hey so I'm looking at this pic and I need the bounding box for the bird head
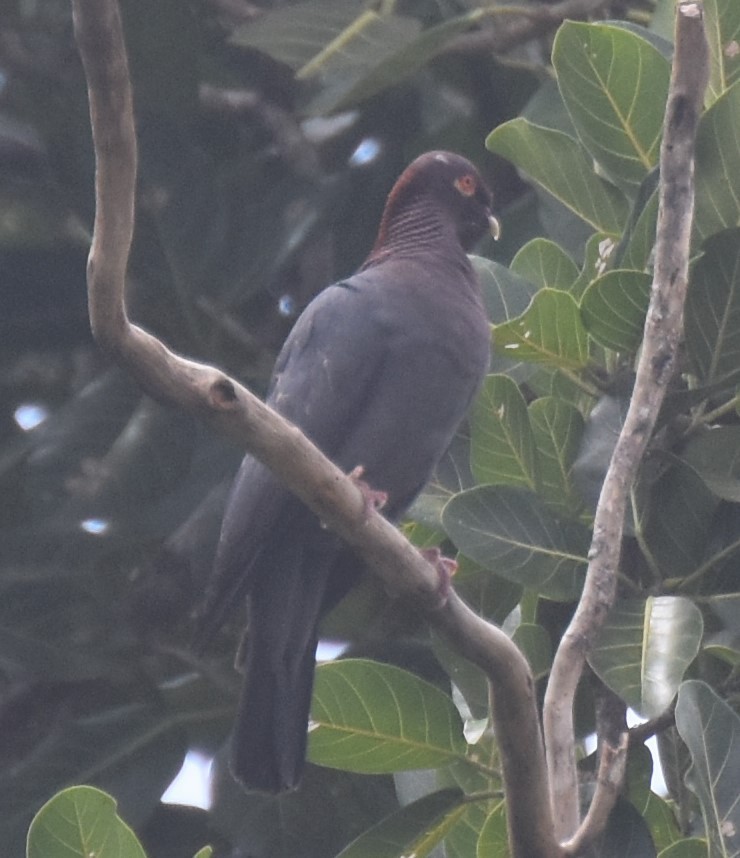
[376,151,500,254]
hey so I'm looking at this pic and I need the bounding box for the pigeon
[197,150,498,793]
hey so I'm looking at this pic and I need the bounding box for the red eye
[454,174,477,197]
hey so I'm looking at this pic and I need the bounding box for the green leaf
[193,848,214,858]
[307,13,476,114]
[309,660,465,773]
[694,84,740,241]
[589,597,703,718]
[492,288,590,370]
[553,22,669,193]
[528,396,585,517]
[230,0,369,70]
[470,375,539,490]
[620,183,659,271]
[643,459,719,579]
[510,238,578,291]
[511,623,552,679]
[705,594,740,665]
[675,681,740,858]
[471,256,539,380]
[657,840,710,858]
[442,486,589,600]
[685,229,740,387]
[335,789,467,858]
[486,119,629,234]
[570,232,616,300]
[704,0,740,105]
[580,270,652,353]
[476,802,509,858]
[27,785,146,858]
[681,426,740,501]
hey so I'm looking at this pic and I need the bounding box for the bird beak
[488,213,501,241]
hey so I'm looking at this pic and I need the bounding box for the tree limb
[542,1,709,841]
[71,1,559,855]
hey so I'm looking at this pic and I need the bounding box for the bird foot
[348,466,388,514]
[419,547,457,608]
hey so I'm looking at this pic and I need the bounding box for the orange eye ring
[454,174,477,197]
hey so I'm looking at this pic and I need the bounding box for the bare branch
[542,1,709,841]
[71,1,559,855]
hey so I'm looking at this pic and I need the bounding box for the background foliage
[3,0,740,856]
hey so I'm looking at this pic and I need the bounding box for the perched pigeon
[198,151,498,793]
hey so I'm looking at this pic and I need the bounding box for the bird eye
[454,174,477,197]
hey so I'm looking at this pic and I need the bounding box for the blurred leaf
[592,795,657,858]
[694,84,740,241]
[686,229,740,388]
[309,660,465,773]
[210,757,398,858]
[476,802,509,858]
[553,22,669,194]
[307,14,477,115]
[589,597,703,718]
[486,119,629,234]
[528,396,585,517]
[704,594,740,664]
[1,682,188,846]
[27,785,146,858]
[443,485,589,600]
[470,374,538,490]
[492,288,590,370]
[675,681,740,858]
[335,788,466,858]
[580,270,652,353]
[657,840,710,858]
[704,0,740,105]
[231,0,369,69]
[619,183,659,272]
[231,1,476,115]
[572,393,629,514]
[509,239,578,291]
[681,426,740,502]
[511,623,551,679]
[643,458,719,580]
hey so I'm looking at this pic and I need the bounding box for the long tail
[229,515,338,793]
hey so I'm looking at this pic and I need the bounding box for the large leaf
[509,238,578,291]
[231,1,477,115]
[681,426,740,501]
[486,119,629,234]
[27,785,146,858]
[471,256,539,380]
[675,681,740,858]
[335,789,466,858]
[309,660,465,773]
[580,270,652,353]
[704,0,740,105]
[694,84,740,241]
[643,459,720,580]
[589,597,703,718]
[685,228,740,387]
[442,485,589,600]
[492,288,590,370]
[470,374,539,490]
[553,22,669,193]
[527,396,585,517]
[704,594,740,665]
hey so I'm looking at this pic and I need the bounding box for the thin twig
[542,1,709,841]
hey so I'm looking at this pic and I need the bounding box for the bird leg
[418,546,457,607]
[348,465,388,514]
